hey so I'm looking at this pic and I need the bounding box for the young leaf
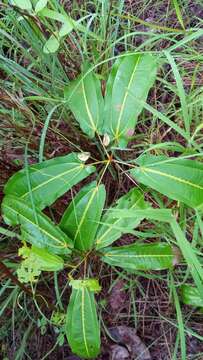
[2,196,73,255]
[180,285,203,307]
[60,181,106,251]
[66,284,100,358]
[64,64,104,138]
[4,153,95,210]
[43,34,60,54]
[17,245,64,283]
[103,54,157,147]
[101,242,175,271]
[95,188,147,250]
[130,155,203,208]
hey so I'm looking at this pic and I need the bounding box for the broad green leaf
[101,242,175,271]
[103,54,157,147]
[35,0,48,13]
[11,0,32,10]
[180,285,203,307]
[17,245,64,283]
[60,181,106,251]
[66,286,100,358]
[64,64,104,138]
[2,196,73,255]
[43,34,60,54]
[95,188,147,250]
[130,155,203,208]
[4,153,95,210]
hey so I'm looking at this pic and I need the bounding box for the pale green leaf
[2,196,73,255]
[35,0,48,13]
[17,245,64,283]
[70,279,101,292]
[4,153,95,210]
[130,155,203,208]
[66,287,100,358]
[101,242,175,271]
[103,54,157,147]
[60,181,106,251]
[43,34,60,54]
[11,0,32,10]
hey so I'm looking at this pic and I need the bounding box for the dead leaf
[109,280,127,312]
[109,326,151,360]
[110,345,129,360]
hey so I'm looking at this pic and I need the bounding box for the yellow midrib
[4,204,67,248]
[141,166,203,191]
[81,287,90,357]
[96,194,143,246]
[115,55,141,139]
[21,165,83,199]
[82,80,97,132]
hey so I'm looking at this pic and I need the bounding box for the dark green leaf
[60,181,106,251]
[64,64,104,138]
[2,196,73,255]
[95,188,147,249]
[4,153,95,210]
[66,284,100,358]
[103,54,157,147]
[180,285,203,307]
[101,242,175,271]
[130,155,203,208]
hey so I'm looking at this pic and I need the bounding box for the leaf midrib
[4,204,67,248]
[140,166,203,191]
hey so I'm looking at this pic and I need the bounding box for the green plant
[1,52,203,358]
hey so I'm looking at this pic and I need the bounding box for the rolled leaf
[180,285,203,307]
[66,281,100,358]
[103,54,157,147]
[2,196,73,255]
[101,242,175,271]
[4,153,95,210]
[64,64,104,138]
[60,181,106,251]
[130,155,203,208]
[95,188,147,249]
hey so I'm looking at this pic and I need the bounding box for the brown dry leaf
[110,344,129,360]
[109,326,151,360]
[109,280,127,312]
